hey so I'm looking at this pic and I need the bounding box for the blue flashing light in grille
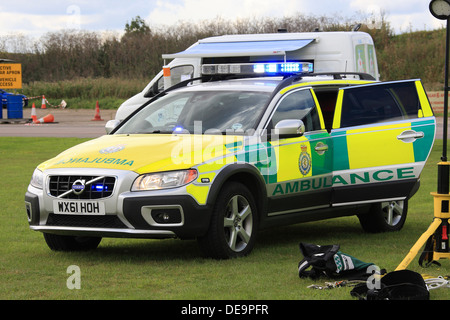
[92,184,108,192]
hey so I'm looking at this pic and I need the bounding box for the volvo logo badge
[72,179,86,195]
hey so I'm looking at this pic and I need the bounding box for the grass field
[20,77,148,110]
[1,136,449,301]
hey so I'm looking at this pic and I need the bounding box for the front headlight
[30,168,44,189]
[131,169,198,191]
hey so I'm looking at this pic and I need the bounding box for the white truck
[114,31,379,122]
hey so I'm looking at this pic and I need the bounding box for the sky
[0,0,446,39]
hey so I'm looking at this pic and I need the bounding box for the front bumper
[25,168,213,240]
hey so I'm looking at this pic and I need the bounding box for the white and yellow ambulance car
[25,62,435,259]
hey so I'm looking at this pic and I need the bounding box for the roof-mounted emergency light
[201,62,314,76]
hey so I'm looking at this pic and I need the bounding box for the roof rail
[305,72,376,80]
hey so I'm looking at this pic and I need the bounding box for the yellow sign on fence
[0,63,22,89]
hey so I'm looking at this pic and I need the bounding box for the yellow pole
[395,218,442,271]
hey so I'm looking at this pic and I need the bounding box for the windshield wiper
[151,130,178,134]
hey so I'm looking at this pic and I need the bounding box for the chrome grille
[49,175,116,199]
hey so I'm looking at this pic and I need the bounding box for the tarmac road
[0,108,116,138]
[0,107,449,139]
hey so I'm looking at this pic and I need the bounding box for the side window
[270,89,321,132]
[340,81,421,128]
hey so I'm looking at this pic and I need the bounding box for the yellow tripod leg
[395,218,442,271]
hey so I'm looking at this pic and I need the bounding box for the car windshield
[115,90,271,135]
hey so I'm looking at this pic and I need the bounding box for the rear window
[340,81,421,128]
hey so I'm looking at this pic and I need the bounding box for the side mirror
[274,119,305,137]
[105,119,121,134]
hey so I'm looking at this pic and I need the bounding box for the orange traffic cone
[34,114,54,124]
[41,95,47,109]
[91,100,103,121]
[30,103,37,123]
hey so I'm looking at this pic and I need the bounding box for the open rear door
[330,80,436,206]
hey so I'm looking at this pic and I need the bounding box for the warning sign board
[427,91,450,113]
[0,63,22,89]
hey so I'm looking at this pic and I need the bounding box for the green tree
[124,16,151,36]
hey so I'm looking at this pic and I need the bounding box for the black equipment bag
[298,242,375,280]
[350,269,429,300]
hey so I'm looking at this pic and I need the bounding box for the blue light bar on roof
[201,62,314,76]
[254,62,313,74]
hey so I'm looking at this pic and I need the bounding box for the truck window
[340,81,421,128]
[155,65,194,93]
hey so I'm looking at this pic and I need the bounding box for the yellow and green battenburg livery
[25,74,437,260]
[39,79,435,210]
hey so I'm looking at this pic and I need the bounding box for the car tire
[197,182,259,259]
[43,233,102,251]
[358,200,408,233]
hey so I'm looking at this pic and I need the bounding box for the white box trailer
[114,31,379,121]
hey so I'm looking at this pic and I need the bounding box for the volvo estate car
[25,63,436,259]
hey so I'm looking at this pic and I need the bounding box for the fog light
[151,209,182,224]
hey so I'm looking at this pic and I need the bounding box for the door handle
[397,130,424,143]
[314,143,328,155]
